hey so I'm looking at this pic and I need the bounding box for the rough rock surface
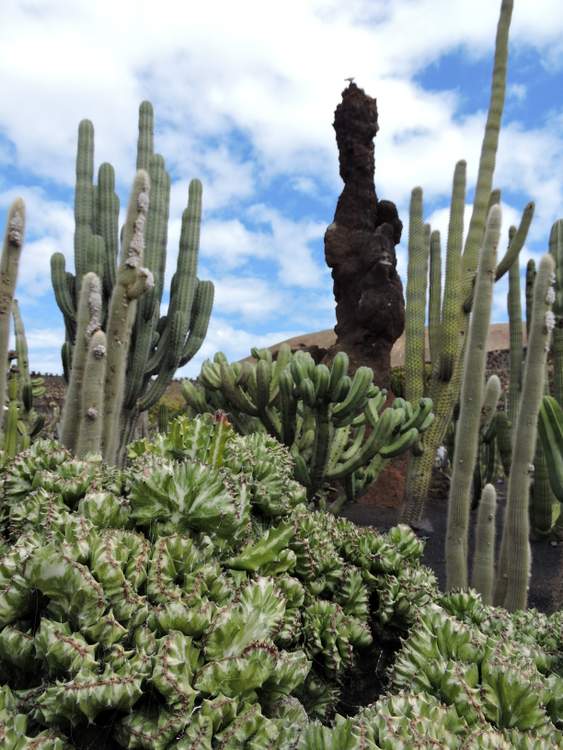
[323,82,404,387]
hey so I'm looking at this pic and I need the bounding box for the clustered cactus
[51,102,213,464]
[184,346,434,505]
[0,415,561,747]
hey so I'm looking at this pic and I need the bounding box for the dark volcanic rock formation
[324,82,404,387]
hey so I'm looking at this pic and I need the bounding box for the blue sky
[1,0,562,377]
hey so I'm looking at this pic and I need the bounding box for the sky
[0,0,562,377]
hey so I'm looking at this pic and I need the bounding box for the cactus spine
[0,199,25,433]
[445,205,501,591]
[471,483,497,605]
[495,254,555,611]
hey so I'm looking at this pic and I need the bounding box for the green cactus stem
[0,199,25,434]
[428,230,442,365]
[538,395,563,503]
[76,329,107,458]
[507,247,523,429]
[471,483,497,605]
[59,272,103,453]
[446,204,501,591]
[404,188,429,405]
[495,254,555,611]
[103,170,152,464]
[549,219,563,405]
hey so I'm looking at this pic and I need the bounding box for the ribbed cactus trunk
[445,205,501,591]
[0,199,25,434]
[495,254,556,611]
[471,483,497,605]
[550,220,563,406]
[59,273,102,453]
[103,171,152,464]
[507,252,523,428]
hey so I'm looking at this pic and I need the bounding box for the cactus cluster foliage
[0,416,562,747]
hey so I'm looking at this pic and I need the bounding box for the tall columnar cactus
[445,205,501,591]
[102,171,153,464]
[549,219,563,405]
[471,483,497,605]
[401,0,524,525]
[507,248,523,428]
[427,230,442,365]
[495,254,556,611]
[51,101,214,461]
[404,188,429,405]
[0,199,25,433]
[59,272,103,453]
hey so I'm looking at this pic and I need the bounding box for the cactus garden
[1,0,563,746]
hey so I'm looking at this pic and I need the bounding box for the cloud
[177,318,305,379]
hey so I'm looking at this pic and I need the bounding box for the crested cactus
[51,101,214,462]
[0,199,25,434]
[495,254,556,611]
[446,205,501,591]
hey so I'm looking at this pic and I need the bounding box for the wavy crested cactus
[446,205,501,591]
[51,102,214,463]
[184,346,433,505]
[0,414,441,746]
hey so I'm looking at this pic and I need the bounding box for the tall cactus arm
[404,188,429,404]
[136,100,154,171]
[11,299,30,394]
[179,280,214,366]
[428,230,442,365]
[461,0,512,296]
[495,254,555,612]
[103,170,153,465]
[73,119,96,292]
[525,259,536,338]
[59,272,103,453]
[50,253,76,341]
[538,396,563,503]
[446,204,501,592]
[0,198,25,433]
[495,201,534,282]
[471,483,497,605]
[437,160,466,383]
[95,162,119,300]
[76,329,107,458]
[507,249,523,429]
[125,152,171,411]
[549,219,563,405]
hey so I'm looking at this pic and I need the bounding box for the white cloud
[177,318,304,379]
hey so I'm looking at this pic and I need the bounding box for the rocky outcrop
[324,82,404,387]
